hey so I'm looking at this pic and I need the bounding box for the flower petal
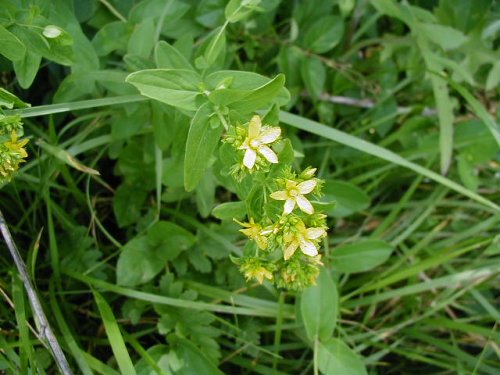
[259,127,281,144]
[296,195,314,214]
[297,179,317,194]
[270,190,288,200]
[306,227,326,240]
[243,148,257,169]
[299,238,318,257]
[258,145,278,163]
[284,241,299,260]
[283,199,295,214]
[248,115,261,138]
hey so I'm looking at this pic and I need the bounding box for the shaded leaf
[333,240,394,274]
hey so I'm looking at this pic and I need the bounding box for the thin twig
[0,210,74,375]
[313,92,438,117]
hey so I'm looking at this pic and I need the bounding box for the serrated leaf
[300,269,338,342]
[184,103,222,191]
[333,240,394,273]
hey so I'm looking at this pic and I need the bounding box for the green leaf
[93,291,137,375]
[279,111,500,212]
[333,240,394,274]
[0,88,29,109]
[457,154,479,192]
[300,269,338,342]
[322,180,370,218]
[116,237,165,287]
[155,41,194,70]
[204,26,226,66]
[0,24,26,61]
[37,140,100,175]
[184,103,222,191]
[196,170,216,218]
[301,56,325,100]
[147,221,196,261]
[225,0,261,23]
[419,23,467,50]
[92,21,132,56]
[10,24,74,65]
[128,18,155,58]
[318,338,367,375]
[303,16,344,54]
[230,74,290,112]
[13,51,42,89]
[126,69,202,111]
[212,201,246,221]
[170,337,224,375]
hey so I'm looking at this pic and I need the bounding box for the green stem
[5,95,147,118]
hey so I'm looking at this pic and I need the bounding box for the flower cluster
[0,115,28,183]
[224,115,329,291]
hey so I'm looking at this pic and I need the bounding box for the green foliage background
[0,0,499,374]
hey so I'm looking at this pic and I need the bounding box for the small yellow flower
[239,115,281,170]
[243,265,273,284]
[5,131,28,158]
[235,218,270,250]
[283,221,326,260]
[270,179,317,215]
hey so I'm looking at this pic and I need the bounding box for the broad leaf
[303,16,344,53]
[184,103,222,191]
[0,25,26,61]
[126,69,202,111]
[322,180,370,217]
[333,240,394,274]
[318,338,367,375]
[212,201,246,221]
[116,237,166,287]
[300,269,338,342]
[155,41,194,70]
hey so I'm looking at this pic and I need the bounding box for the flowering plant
[222,115,330,290]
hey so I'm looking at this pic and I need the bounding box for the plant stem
[0,210,74,375]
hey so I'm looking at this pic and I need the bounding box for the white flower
[239,115,281,170]
[270,179,317,215]
[283,221,326,260]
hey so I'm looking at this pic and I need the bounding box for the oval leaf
[303,16,344,53]
[126,69,201,111]
[184,103,223,191]
[333,240,393,274]
[300,269,338,342]
[322,180,370,218]
[318,338,367,375]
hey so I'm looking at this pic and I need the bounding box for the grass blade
[93,290,137,375]
[279,111,500,212]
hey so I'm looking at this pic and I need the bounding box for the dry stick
[0,210,74,375]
